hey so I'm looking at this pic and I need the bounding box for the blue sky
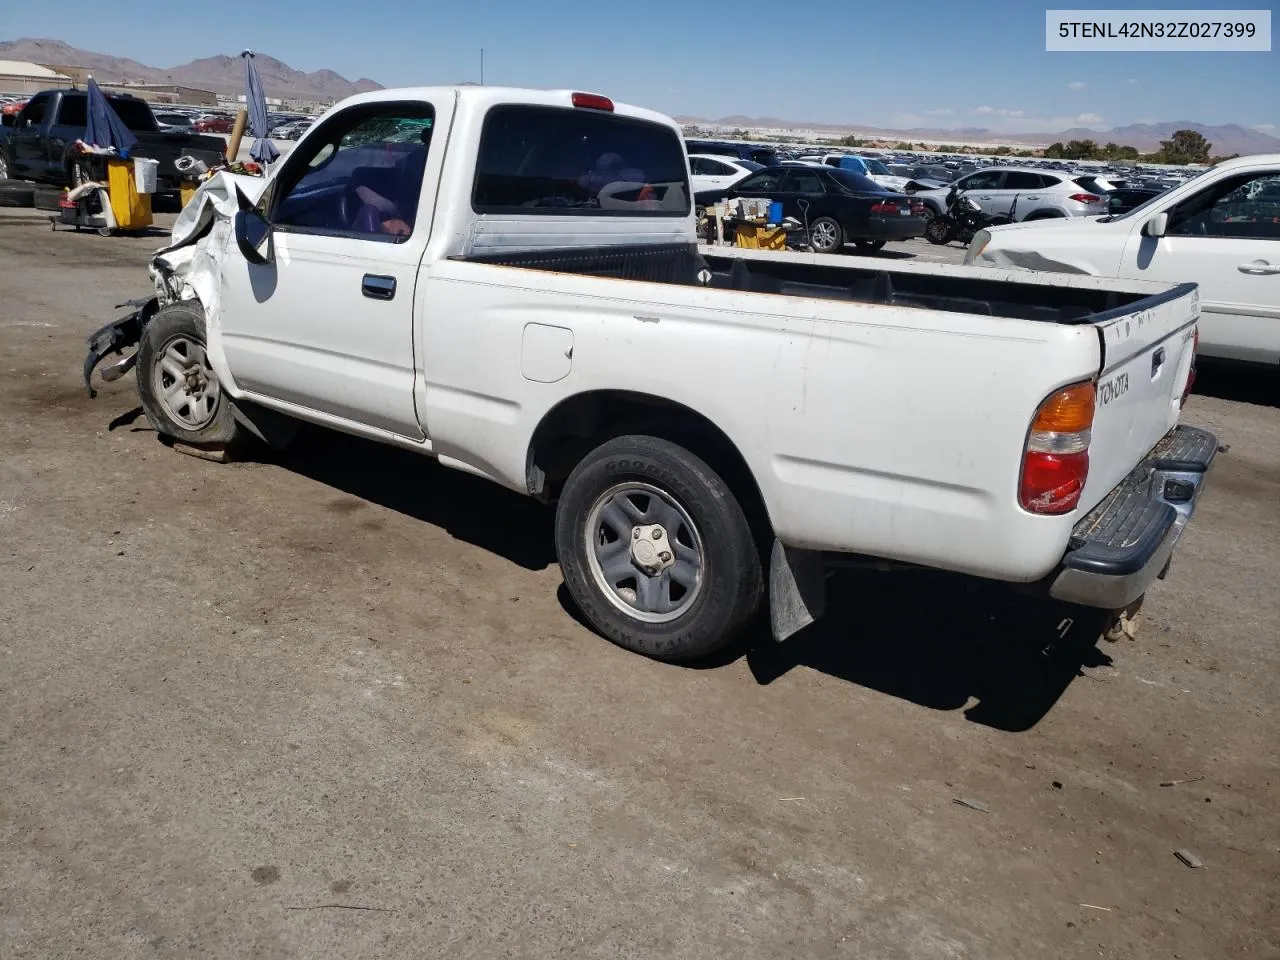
[3,0,1276,133]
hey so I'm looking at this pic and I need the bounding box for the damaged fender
[82,171,270,399]
[83,297,156,398]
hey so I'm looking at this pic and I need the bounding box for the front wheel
[555,435,763,662]
[808,216,844,254]
[136,302,243,446]
[925,217,955,245]
[853,239,886,253]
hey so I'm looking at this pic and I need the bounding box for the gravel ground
[1,208,1277,959]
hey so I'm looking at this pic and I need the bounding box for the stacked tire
[33,187,65,212]
[0,181,35,208]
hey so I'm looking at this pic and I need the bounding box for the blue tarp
[83,76,137,158]
[242,51,280,165]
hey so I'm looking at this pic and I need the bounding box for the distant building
[114,83,218,107]
[0,59,71,95]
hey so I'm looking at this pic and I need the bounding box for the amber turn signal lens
[1031,382,1096,434]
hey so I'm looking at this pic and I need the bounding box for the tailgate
[1080,282,1200,513]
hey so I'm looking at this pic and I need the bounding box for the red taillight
[1069,193,1101,204]
[1019,381,1096,515]
[870,201,899,214]
[571,92,614,111]
[1181,327,1199,407]
[909,200,925,216]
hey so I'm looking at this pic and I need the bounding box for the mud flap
[769,541,827,642]
[83,297,155,398]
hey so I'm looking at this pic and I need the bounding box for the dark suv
[684,139,780,167]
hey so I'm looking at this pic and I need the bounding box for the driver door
[1118,165,1280,364]
[954,170,1007,214]
[217,98,453,437]
[9,93,51,179]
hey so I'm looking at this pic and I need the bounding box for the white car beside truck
[84,85,1219,662]
[967,154,1280,366]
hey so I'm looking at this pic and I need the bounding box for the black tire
[555,435,764,663]
[853,239,885,253]
[33,187,64,211]
[136,302,243,446]
[808,215,844,254]
[925,217,954,245]
[0,181,35,208]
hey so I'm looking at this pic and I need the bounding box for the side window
[1169,171,1280,240]
[708,160,737,176]
[688,158,709,176]
[1003,171,1043,190]
[56,94,87,127]
[20,93,50,127]
[734,170,784,192]
[958,171,1003,191]
[784,170,825,194]
[473,105,689,215]
[272,103,435,241]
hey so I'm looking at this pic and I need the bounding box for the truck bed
[457,242,1187,325]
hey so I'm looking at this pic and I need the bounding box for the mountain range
[678,114,1280,156]
[3,38,1276,154]
[0,38,383,101]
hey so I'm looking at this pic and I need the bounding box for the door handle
[1237,261,1280,275]
[362,274,396,300]
[1151,347,1165,378]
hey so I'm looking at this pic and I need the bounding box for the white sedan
[688,154,762,194]
[967,154,1280,365]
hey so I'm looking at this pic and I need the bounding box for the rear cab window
[55,94,156,131]
[473,105,690,216]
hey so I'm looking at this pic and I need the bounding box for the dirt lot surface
[2,209,1278,959]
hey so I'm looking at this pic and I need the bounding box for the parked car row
[694,166,928,252]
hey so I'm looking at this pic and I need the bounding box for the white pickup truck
[84,86,1219,662]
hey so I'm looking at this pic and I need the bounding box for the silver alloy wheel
[584,482,704,624]
[0,154,8,179]
[811,218,839,252]
[152,335,220,430]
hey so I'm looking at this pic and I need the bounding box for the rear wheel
[809,216,844,254]
[137,302,243,446]
[853,239,885,253]
[555,435,763,662]
[0,150,10,181]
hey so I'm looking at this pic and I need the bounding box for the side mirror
[233,185,273,265]
[234,209,273,265]
[1143,212,1168,238]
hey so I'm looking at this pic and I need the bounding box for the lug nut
[633,529,640,539]
[652,529,663,540]
[659,551,672,562]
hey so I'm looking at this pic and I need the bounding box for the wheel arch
[526,389,774,543]
[1023,208,1067,221]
